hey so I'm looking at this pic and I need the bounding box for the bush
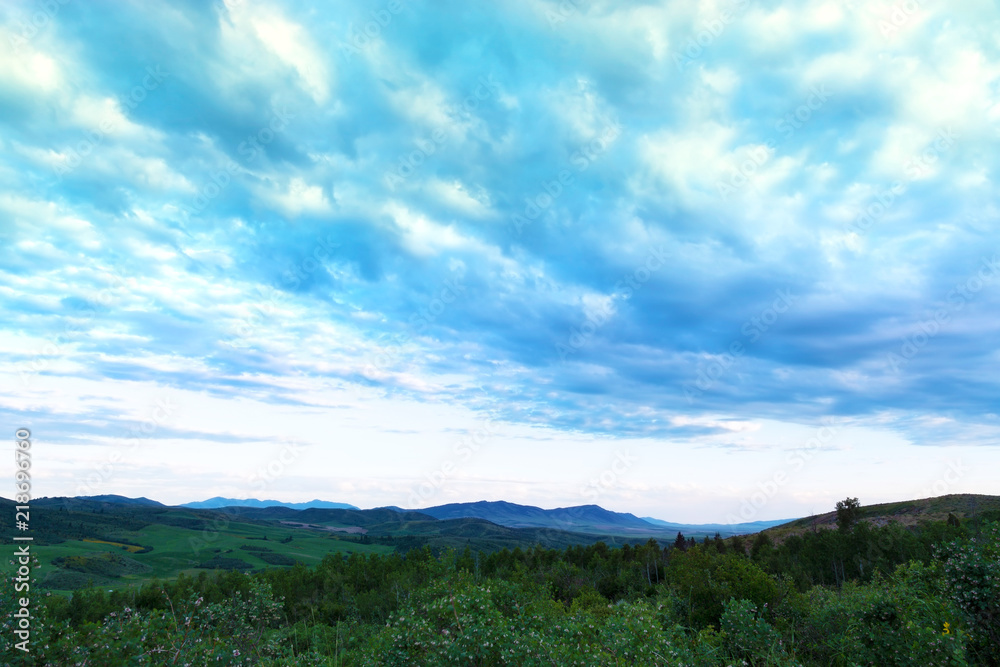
[720,598,799,666]
[793,569,969,667]
[666,547,786,629]
[938,523,1000,665]
[358,575,696,666]
[198,556,253,571]
[256,552,299,566]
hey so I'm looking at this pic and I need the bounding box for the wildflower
[943,621,951,635]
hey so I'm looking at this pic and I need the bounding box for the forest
[2,503,998,666]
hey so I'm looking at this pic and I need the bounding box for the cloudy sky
[1,0,998,523]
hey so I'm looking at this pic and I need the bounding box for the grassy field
[4,514,392,594]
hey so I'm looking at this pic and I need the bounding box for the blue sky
[1,0,998,522]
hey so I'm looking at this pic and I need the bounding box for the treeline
[2,516,997,665]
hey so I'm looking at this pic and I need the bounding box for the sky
[1,0,998,524]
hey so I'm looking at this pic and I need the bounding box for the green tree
[836,497,861,532]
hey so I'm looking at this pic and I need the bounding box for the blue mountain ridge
[76,496,796,536]
[180,497,359,511]
[386,500,796,536]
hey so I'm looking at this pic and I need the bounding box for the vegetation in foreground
[2,501,998,666]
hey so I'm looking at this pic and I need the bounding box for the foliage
[719,598,800,666]
[52,551,151,578]
[793,564,970,666]
[198,556,254,570]
[1,515,996,665]
[938,523,1000,665]
[836,497,861,532]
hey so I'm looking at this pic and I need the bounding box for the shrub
[938,523,1000,665]
[793,570,969,667]
[720,598,799,666]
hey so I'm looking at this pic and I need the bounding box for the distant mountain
[180,497,359,511]
[417,500,652,531]
[402,500,781,537]
[641,516,797,535]
[70,495,165,507]
[57,495,795,537]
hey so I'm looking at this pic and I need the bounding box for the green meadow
[4,509,392,594]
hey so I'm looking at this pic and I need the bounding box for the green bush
[720,598,799,666]
[358,575,697,666]
[667,546,786,629]
[256,552,299,566]
[794,570,969,666]
[939,523,1000,665]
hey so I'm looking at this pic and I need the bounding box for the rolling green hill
[0,497,395,592]
[0,496,683,592]
[764,493,1000,541]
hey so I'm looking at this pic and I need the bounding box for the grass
[3,517,392,594]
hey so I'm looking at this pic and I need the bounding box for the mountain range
[180,497,360,511]
[178,497,791,537]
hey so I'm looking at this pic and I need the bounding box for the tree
[750,532,773,561]
[674,532,687,551]
[836,497,861,532]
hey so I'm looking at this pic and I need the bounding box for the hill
[0,496,672,592]
[764,493,1000,541]
[400,500,790,537]
[72,495,165,507]
[180,497,359,510]
[417,500,651,529]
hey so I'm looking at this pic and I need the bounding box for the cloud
[1,0,999,515]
